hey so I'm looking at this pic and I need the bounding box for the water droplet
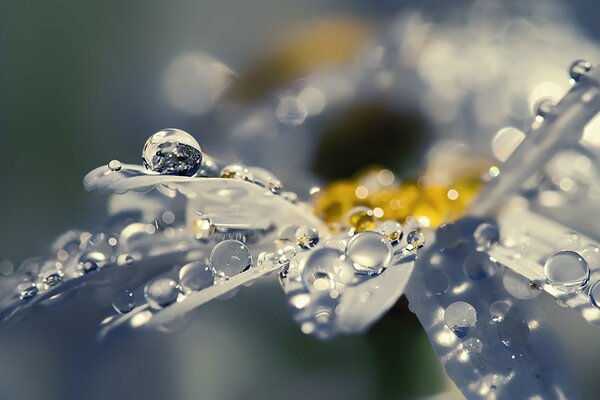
[378,220,403,245]
[589,281,600,308]
[462,338,483,355]
[498,316,529,347]
[425,270,449,295]
[436,223,461,249]
[581,244,600,268]
[502,269,540,299]
[345,231,393,275]
[248,167,282,194]
[219,164,253,181]
[569,59,593,82]
[18,282,38,300]
[77,251,106,274]
[108,160,122,171]
[544,250,589,293]
[348,207,376,232]
[474,223,500,249]
[144,277,179,310]
[142,128,202,176]
[444,301,477,338]
[463,251,497,280]
[533,98,555,120]
[299,247,353,292]
[407,229,426,249]
[295,226,320,249]
[276,225,299,247]
[489,301,511,322]
[112,289,135,314]
[42,271,64,287]
[179,261,214,293]
[209,240,252,276]
[276,96,307,126]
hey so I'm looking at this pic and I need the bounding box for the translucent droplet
[345,231,393,275]
[248,167,283,194]
[474,223,500,249]
[463,251,497,280]
[348,207,376,232]
[144,277,179,310]
[444,301,477,338]
[77,251,107,274]
[436,223,461,249]
[295,226,320,249]
[209,240,252,276]
[108,160,122,172]
[589,281,600,308]
[299,248,353,292]
[112,289,135,314]
[502,269,540,299]
[276,225,299,247]
[407,229,426,249]
[179,261,214,293]
[142,128,202,176]
[544,250,590,293]
[489,301,511,322]
[18,282,38,300]
[219,164,253,181]
[378,220,404,245]
[569,59,593,82]
[276,96,307,126]
[425,270,449,295]
[533,98,555,119]
[42,271,64,287]
[498,316,529,347]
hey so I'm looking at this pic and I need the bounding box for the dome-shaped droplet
[346,231,393,275]
[436,223,461,249]
[489,301,511,322]
[407,229,426,249]
[474,223,500,249]
[463,251,497,280]
[77,251,107,274]
[144,277,179,310]
[497,316,529,347]
[42,270,64,287]
[378,220,403,246]
[179,261,214,293]
[142,128,202,176]
[209,240,252,276]
[112,289,135,314]
[444,301,477,338]
[589,280,600,309]
[295,226,320,249]
[248,167,282,194]
[544,250,590,293]
[533,98,555,120]
[17,282,38,300]
[108,160,122,172]
[425,270,449,295]
[299,247,354,292]
[276,96,307,126]
[502,269,541,299]
[347,207,376,232]
[569,59,593,82]
[219,164,253,181]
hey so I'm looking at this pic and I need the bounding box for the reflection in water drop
[219,164,253,181]
[179,261,215,293]
[144,277,179,310]
[589,281,600,309]
[108,160,122,172]
[345,231,393,275]
[569,59,593,82]
[444,301,477,338]
[544,250,589,293]
[209,240,252,277]
[113,289,135,314]
[295,226,320,249]
[142,129,202,176]
[18,282,38,300]
[407,229,426,249]
[299,248,353,292]
[378,220,404,246]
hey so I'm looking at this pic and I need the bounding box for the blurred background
[2,0,600,399]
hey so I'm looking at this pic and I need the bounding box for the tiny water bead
[377,220,403,245]
[178,261,214,293]
[497,316,530,347]
[144,277,179,310]
[108,160,122,172]
[407,229,426,249]
[248,167,283,194]
[219,164,253,181]
[345,231,393,275]
[77,251,107,274]
[209,240,252,276]
[569,59,593,82]
[436,223,461,249]
[533,98,555,120]
[474,223,500,249]
[42,271,64,287]
[589,281,600,308]
[295,226,320,249]
[112,289,135,314]
[444,301,477,338]
[347,207,376,232]
[425,270,449,295]
[299,247,353,292]
[142,128,202,176]
[18,282,38,300]
[544,250,590,293]
[489,301,511,322]
[463,251,497,280]
[276,96,308,126]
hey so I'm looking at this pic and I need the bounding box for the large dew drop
[144,277,179,310]
[142,128,202,176]
[209,240,252,277]
[444,301,477,338]
[345,231,393,275]
[543,250,590,293]
[179,261,215,293]
[299,247,353,292]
